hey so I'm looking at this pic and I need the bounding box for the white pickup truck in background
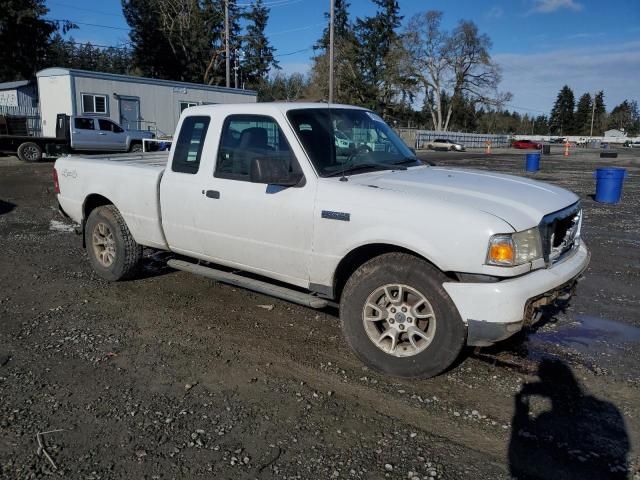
[54,103,590,378]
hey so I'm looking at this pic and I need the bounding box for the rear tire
[85,205,142,281]
[17,142,43,162]
[340,253,466,379]
[130,143,143,153]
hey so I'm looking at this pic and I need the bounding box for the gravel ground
[1,147,639,479]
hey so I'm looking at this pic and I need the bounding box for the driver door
[195,114,315,286]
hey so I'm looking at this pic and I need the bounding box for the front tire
[85,205,142,281]
[340,253,466,379]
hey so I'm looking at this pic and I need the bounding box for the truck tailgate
[56,152,169,249]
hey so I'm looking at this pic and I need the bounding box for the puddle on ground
[533,315,640,350]
[524,315,640,378]
[475,315,640,379]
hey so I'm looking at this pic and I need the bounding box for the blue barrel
[525,152,540,172]
[594,167,626,203]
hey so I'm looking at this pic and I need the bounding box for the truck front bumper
[443,242,590,347]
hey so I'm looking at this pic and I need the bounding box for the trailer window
[172,116,210,174]
[82,94,108,114]
[179,101,198,113]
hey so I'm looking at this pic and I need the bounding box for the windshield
[287,108,419,177]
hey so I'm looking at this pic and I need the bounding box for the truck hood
[350,166,579,231]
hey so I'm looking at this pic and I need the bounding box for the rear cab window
[172,116,210,174]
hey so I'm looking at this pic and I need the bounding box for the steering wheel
[345,144,372,165]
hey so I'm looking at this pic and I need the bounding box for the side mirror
[249,157,303,187]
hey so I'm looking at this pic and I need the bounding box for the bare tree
[403,11,450,130]
[404,11,511,131]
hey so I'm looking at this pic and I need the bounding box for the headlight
[486,227,542,266]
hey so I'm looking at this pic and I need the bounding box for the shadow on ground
[508,358,629,479]
[0,200,16,215]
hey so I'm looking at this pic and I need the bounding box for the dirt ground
[1,147,639,479]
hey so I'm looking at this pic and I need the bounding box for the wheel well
[83,194,113,222]
[332,243,455,302]
[82,194,113,247]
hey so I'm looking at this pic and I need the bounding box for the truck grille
[539,203,582,266]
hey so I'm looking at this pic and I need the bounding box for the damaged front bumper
[443,242,590,347]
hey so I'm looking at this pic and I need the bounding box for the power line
[46,18,129,30]
[47,1,123,17]
[237,0,304,7]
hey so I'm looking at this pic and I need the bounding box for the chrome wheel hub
[362,283,436,357]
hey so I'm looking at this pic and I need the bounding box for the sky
[44,0,640,115]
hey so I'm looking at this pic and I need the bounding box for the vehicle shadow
[0,200,16,215]
[508,358,629,479]
[137,251,176,280]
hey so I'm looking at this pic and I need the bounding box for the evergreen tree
[308,0,361,104]
[122,0,185,80]
[592,90,606,135]
[533,115,549,135]
[353,0,407,115]
[123,0,235,85]
[0,0,73,81]
[608,100,640,134]
[241,0,278,90]
[549,85,575,135]
[48,36,133,74]
[574,93,593,135]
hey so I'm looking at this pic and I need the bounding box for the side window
[215,114,297,181]
[98,119,123,132]
[172,116,210,174]
[74,118,95,130]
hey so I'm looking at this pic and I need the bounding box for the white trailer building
[36,67,257,137]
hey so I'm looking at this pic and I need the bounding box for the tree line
[0,0,278,89]
[2,0,637,135]
[548,85,639,136]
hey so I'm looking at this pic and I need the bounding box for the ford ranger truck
[54,103,590,379]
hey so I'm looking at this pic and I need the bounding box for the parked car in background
[426,138,465,151]
[512,139,542,150]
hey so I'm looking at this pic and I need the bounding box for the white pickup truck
[54,103,590,378]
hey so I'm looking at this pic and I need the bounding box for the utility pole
[590,92,596,137]
[328,0,335,103]
[225,0,230,88]
[234,48,239,89]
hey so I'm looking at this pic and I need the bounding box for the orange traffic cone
[485,140,492,155]
[564,141,570,157]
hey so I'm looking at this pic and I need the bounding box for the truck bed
[56,152,170,249]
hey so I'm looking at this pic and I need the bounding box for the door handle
[98,132,107,135]
[204,190,220,199]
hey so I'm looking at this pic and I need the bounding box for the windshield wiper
[393,158,421,166]
[328,163,407,178]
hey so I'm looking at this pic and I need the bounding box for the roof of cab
[184,102,369,114]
